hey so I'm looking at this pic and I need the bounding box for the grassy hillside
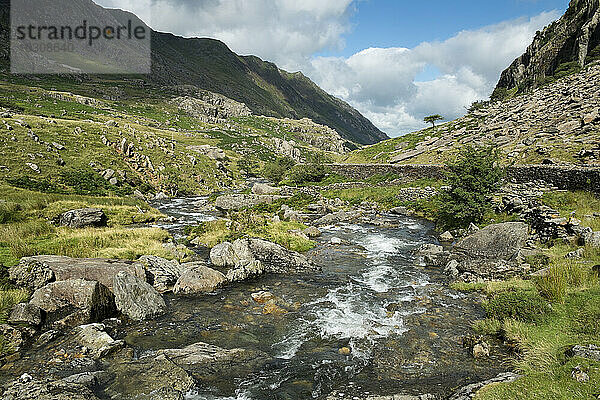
[0,74,352,196]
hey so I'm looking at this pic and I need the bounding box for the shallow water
[0,198,509,399]
[133,199,509,399]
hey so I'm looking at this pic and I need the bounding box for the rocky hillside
[0,75,356,196]
[0,0,387,145]
[494,0,600,96]
[345,62,600,165]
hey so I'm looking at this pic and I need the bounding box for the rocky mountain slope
[494,0,600,96]
[0,0,387,145]
[345,61,600,165]
[0,74,356,196]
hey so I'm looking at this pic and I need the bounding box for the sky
[96,0,569,137]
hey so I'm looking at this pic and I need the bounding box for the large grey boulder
[448,372,521,400]
[30,279,116,327]
[173,262,226,294]
[225,260,265,282]
[313,210,361,226]
[211,238,318,283]
[246,238,317,273]
[448,222,530,281]
[453,222,528,260]
[156,341,269,386]
[251,183,280,195]
[138,255,185,293]
[59,208,107,228]
[107,355,194,399]
[113,271,166,321]
[15,256,146,291]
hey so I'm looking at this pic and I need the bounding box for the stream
[139,197,510,399]
[0,197,510,399]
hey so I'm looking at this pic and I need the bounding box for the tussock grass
[25,227,173,260]
[188,217,315,253]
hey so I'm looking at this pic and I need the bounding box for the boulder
[225,260,265,282]
[210,242,239,267]
[156,341,269,385]
[251,183,279,195]
[313,210,361,226]
[448,372,521,400]
[416,244,446,266]
[173,262,226,294]
[72,323,124,358]
[138,255,185,292]
[9,303,42,327]
[30,279,116,327]
[59,208,107,229]
[113,271,166,321]
[107,356,194,400]
[245,238,317,273]
[0,324,26,353]
[9,259,55,291]
[448,222,529,281]
[303,226,322,238]
[566,344,600,361]
[439,231,454,242]
[16,256,146,291]
[2,378,101,400]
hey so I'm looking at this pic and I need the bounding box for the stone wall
[329,164,600,193]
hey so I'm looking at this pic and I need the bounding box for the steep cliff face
[495,0,600,95]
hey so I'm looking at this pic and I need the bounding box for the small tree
[261,157,296,184]
[437,145,504,230]
[424,114,443,129]
[286,153,330,185]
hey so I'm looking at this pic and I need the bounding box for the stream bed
[0,197,510,400]
[138,198,510,399]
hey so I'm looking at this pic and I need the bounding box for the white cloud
[94,0,560,137]
[306,11,560,136]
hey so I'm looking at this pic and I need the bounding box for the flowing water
[135,198,509,399]
[1,198,509,399]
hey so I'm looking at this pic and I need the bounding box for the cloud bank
[96,0,559,136]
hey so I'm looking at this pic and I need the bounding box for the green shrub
[262,157,296,184]
[484,290,550,322]
[6,176,63,193]
[0,202,23,224]
[437,145,504,229]
[59,169,112,196]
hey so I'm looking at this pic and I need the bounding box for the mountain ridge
[0,0,388,145]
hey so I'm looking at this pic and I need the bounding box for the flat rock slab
[16,256,146,291]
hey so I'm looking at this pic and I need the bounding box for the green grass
[462,237,600,399]
[541,191,600,231]
[188,216,315,253]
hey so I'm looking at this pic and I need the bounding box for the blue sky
[334,0,569,57]
[98,0,569,136]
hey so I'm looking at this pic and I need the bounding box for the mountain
[0,0,388,145]
[494,0,600,97]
